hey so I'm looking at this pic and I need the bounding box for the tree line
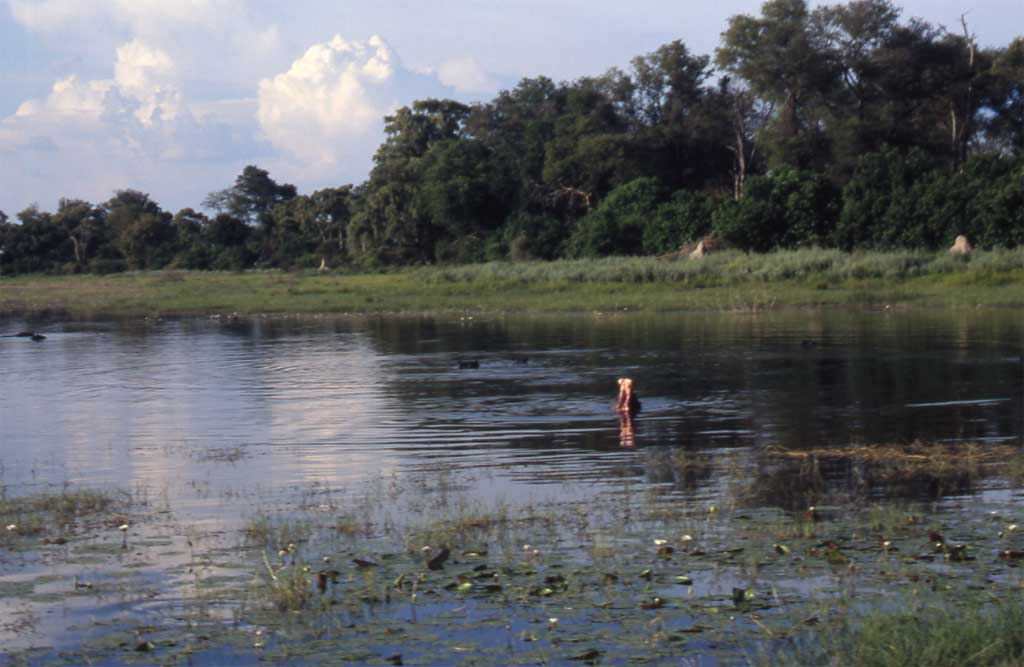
[2,0,1023,275]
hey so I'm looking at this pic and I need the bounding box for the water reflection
[1,310,1023,525]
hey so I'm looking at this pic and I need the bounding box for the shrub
[713,167,839,252]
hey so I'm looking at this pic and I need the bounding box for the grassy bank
[3,247,1024,319]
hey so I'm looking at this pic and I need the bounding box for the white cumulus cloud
[0,38,260,211]
[257,34,450,169]
[437,57,501,95]
[8,0,284,102]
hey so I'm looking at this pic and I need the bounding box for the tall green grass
[411,247,1024,286]
[770,596,1024,667]
[3,247,1024,318]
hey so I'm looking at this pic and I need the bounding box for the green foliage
[641,190,714,254]
[840,150,1024,249]
[713,167,839,251]
[567,177,663,257]
[204,165,297,226]
[775,598,1024,667]
[502,212,570,261]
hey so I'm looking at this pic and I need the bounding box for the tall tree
[986,38,1024,155]
[104,190,173,269]
[53,198,107,270]
[349,100,473,265]
[203,165,297,225]
[717,0,839,169]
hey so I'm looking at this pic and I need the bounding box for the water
[2,310,1023,520]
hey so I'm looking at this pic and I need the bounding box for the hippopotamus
[614,377,641,416]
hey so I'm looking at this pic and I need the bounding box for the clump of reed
[0,486,119,540]
[242,513,311,550]
[764,441,1017,483]
[769,596,1024,667]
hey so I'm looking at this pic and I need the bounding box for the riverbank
[3,248,1024,319]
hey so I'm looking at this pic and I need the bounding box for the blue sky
[1,0,1021,216]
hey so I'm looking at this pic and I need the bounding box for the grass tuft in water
[0,486,119,543]
[770,597,1024,667]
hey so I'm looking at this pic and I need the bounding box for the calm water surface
[3,309,1024,663]
[2,310,1023,523]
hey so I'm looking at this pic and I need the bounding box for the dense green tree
[986,38,1024,155]
[5,206,67,273]
[349,99,475,265]
[204,213,252,270]
[103,190,173,270]
[53,199,108,271]
[169,208,212,269]
[567,177,665,257]
[642,190,715,254]
[713,167,840,251]
[203,166,297,225]
[717,0,839,169]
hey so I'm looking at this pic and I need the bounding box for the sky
[1,0,1021,217]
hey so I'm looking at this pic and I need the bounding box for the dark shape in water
[352,558,379,569]
[512,357,529,365]
[31,333,46,341]
[317,569,340,592]
[458,360,479,369]
[570,648,601,662]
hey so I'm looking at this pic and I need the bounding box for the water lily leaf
[456,582,473,592]
[675,576,693,585]
[773,544,791,556]
[826,549,848,565]
[352,558,379,569]
[640,596,665,609]
[639,569,653,581]
[999,550,1024,560]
